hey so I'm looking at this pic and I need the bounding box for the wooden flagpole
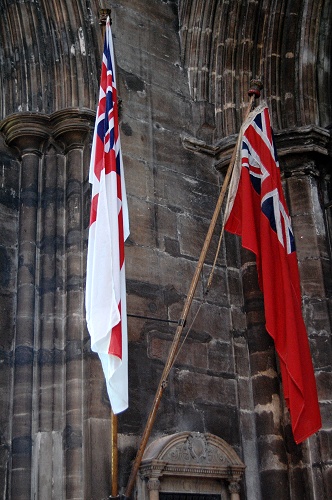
[98,8,121,499]
[111,409,118,498]
[123,80,263,499]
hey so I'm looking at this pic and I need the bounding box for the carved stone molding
[182,124,331,174]
[0,108,95,157]
[0,113,50,155]
[181,133,229,157]
[138,432,245,499]
[274,125,331,168]
[0,0,101,117]
[51,108,95,152]
[179,0,332,135]
[147,478,161,491]
[228,481,241,494]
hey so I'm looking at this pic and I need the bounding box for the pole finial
[248,79,263,98]
[99,8,112,25]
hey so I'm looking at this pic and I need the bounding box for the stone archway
[178,0,332,137]
[137,432,245,500]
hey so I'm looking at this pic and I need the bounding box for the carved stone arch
[138,432,245,500]
[274,0,332,129]
[178,0,219,105]
[316,0,332,128]
[178,0,332,137]
[0,0,101,118]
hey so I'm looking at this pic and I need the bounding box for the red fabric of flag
[224,103,321,443]
[85,17,129,414]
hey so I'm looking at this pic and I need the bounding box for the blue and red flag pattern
[224,103,321,443]
[85,17,129,414]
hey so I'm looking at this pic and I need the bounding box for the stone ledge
[182,125,332,173]
[0,108,95,155]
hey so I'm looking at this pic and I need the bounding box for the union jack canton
[242,106,296,255]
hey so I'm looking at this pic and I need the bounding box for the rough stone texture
[0,136,19,498]
[0,1,331,499]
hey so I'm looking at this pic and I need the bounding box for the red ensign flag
[224,103,321,443]
[85,17,129,414]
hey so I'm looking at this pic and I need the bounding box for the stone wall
[0,1,331,499]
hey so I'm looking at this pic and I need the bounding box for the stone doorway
[137,432,245,500]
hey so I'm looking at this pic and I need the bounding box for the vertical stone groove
[0,110,93,499]
[0,0,101,117]
[178,0,332,135]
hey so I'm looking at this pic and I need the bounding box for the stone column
[0,134,19,498]
[228,479,241,500]
[1,110,94,500]
[147,477,161,500]
[240,248,289,499]
[53,109,93,500]
[284,159,332,497]
[1,115,49,499]
[32,139,67,499]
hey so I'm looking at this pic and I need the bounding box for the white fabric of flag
[85,17,129,414]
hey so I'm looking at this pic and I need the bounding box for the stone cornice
[0,113,50,155]
[274,125,331,158]
[182,125,331,173]
[139,461,244,480]
[0,108,95,156]
[51,108,95,152]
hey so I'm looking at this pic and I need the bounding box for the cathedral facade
[0,1,331,499]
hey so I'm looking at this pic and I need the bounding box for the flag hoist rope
[122,80,263,499]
